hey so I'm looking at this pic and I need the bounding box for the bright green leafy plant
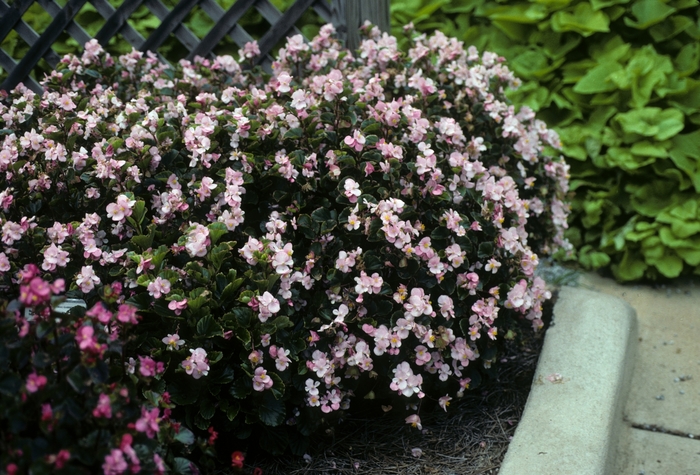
[393,0,700,280]
[0,24,569,469]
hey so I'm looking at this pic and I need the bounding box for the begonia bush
[0,23,570,469]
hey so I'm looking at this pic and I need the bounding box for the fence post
[331,0,390,51]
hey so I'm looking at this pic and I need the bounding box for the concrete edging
[499,286,638,475]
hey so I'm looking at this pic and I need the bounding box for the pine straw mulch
[244,299,551,475]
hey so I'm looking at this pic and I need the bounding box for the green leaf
[258,392,286,426]
[478,241,494,258]
[174,427,195,445]
[614,107,685,141]
[573,63,623,94]
[551,2,611,36]
[196,315,223,338]
[131,224,157,251]
[207,222,229,245]
[624,0,676,29]
[225,400,241,421]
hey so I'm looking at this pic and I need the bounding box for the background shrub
[0,24,569,469]
[392,0,700,280]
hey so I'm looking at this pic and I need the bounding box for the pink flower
[86,302,112,324]
[257,291,281,322]
[139,356,163,377]
[438,395,452,411]
[182,348,209,379]
[76,265,100,293]
[116,304,139,324]
[147,276,171,299]
[344,130,366,152]
[343,178,361,203]
[162,333,184,350]
[105,194,136,221]
[26,372,47,393]
[103,449,128,475]
[19,277,52,306]
[271,242,294,275]
[405,414,422,430]
[252,367,274,391]
[76,325,97,351]
[93,393,112,418]
[135,407,160,438]
[168,299,188,315]
[0,252,9,272]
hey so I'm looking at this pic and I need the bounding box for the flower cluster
[0,23,569,462]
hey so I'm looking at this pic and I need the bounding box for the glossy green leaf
[551,2,611,36]
[624,0,677,29]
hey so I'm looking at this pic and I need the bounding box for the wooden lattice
[0,0,343,93]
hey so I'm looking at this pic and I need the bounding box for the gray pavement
[500,272,700,475]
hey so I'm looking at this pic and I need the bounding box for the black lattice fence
[0,0,390,93]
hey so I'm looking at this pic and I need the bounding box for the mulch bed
[243,297,552,475]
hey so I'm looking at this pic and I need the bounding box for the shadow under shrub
[0,23,570,472]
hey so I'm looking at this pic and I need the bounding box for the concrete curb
[499,286,638,475]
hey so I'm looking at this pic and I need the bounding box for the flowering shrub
[0,23,570,465]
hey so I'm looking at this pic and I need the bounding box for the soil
[243,297,552,475]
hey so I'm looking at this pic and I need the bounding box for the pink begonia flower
[153,453,167,475]
[86,302,112,324]
[168,299,188,315]
[240,40,260,59]
[274,347,291,371]
[41,243,70,271]
[405,414,422,430]
[343,178,361,203]
[344,130,366,152]
[75,325,97,351]
[139,355,163,377]
[290,89,311,110]
[147,276,171,299]
[271,242,294,275]
[93,393,112,418]
[116,304,139,324]
[41,403,53,422]
[162,333,185,351]
[276,71,293,93]
[58,93,76,111]
[414,345,431,366]
[119,434,140,471]
[19,277,52,306]
[439,395,452,411]
[26,372,47,393]
[0,252,9,272]
[185,223,211,257]
[105,194,136,221]
[181,348,209,379]
[135,407,160,438]
[257,291,281,322]
[103,449,128,475]
[76,265,100,293]
[252,367,274,391]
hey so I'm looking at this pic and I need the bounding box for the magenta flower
[135,406,160,438]
[76,325,98,352]
[26,372,47,393]
[116,304,139,324]
[92,393,112,418]
[103,449,128,475]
